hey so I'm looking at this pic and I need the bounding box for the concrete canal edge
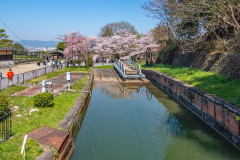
[58,70,94,137]
[43,70,94,160]
[142,69,240,150]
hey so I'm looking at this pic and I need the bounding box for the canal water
[71,82,240,160]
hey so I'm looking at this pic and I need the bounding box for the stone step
[126,71,138,75]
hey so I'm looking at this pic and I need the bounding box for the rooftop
[0,47,15,50]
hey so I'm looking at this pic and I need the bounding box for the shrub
[0,93,8,113]
[34,92,54,107]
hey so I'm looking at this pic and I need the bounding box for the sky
[0,0,158,41]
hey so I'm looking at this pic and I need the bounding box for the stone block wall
[0,60,15,68]
[143,69,240,149]
[0,63,67,91]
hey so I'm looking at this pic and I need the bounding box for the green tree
[13,43,24,54]
[0,29,11,47]
[56,42,66,51]
[99,21,138,37]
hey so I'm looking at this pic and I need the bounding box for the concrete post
[42,80,46,92]
[66,72,71,90]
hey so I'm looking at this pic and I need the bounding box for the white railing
[114,59,126,77]
[0,63,67,91]
[126,59,142,75]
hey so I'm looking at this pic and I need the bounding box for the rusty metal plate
[28,127,69,150]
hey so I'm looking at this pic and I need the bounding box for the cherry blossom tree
[133,31,158,56]
[56,31,96,65]
[94,29,138,59]
[56,29,158,62]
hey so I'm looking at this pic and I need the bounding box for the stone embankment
[157,52,240,79]
[143,70,240,150]
[0,60,15,68]
[56,70,94,160]
[36,71,94,160]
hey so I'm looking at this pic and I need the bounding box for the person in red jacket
[7,69,14,86]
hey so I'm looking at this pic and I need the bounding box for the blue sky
[0,0,158,41]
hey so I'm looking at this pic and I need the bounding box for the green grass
[25,66,90,84]
[94,65,114,69]
[0,74,89,159]
[141,63,240,107]
[13,55,42,60]
[0,85,28,96]
[71,75,89,90]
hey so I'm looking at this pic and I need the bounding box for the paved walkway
[122,62,138,75]
[1,62,50,78]
[94,68,149,83]
[13,73,88,97]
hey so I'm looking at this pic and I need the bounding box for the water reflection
[95,82,154,100]
[71,82,240,160]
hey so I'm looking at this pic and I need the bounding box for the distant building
[31,47,56,52]
[49,50,64,59]
[0,47,15,68]
[0,47,15,61]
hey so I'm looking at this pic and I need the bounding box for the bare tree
[142,0,240,53]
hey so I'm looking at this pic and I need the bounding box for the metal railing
[114,59,145,78]
[126,59,142,75]
[114,59,126,77]
[0,109,12,142]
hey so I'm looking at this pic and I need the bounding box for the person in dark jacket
[37,61,40,69]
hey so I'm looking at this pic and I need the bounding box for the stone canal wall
[58,70,94,137]
[57,70,94,160]
[143,70,240,150]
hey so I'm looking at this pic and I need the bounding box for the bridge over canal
[114,59,145,79]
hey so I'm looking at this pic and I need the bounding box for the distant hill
[13,40,60,48]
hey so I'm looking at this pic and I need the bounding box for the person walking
[56,60,59,69]
[52,60,55,68]
[0,66,2,79]
[43,60,47,67]
[59,60,62,68]
[37,61,40,69]
[7,69,14,86]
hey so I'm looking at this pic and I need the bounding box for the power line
[0,19,31,46]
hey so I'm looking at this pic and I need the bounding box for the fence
[0,109,12,141]
[0,63,67,91]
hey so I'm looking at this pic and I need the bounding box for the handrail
[126,59,142,75]
[114,59,126,76]
[114,59,145,78]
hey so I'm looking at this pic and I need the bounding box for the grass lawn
[0,69,90,160]
[141,63,240,107]
[0,86,28,96]
[25,66,90,84]
[94,65,114,69]
[13,55,42,60]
